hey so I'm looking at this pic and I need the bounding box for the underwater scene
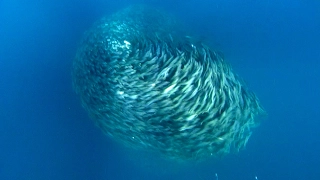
[0,0,319,179]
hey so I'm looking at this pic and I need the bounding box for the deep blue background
[1,0,319,179]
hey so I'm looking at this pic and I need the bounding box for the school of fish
[72,5,265,161]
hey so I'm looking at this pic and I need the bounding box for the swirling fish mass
[72,5,265,161]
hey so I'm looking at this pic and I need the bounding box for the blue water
[1,0,319,179]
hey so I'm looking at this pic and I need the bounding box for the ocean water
[0,0,319,179]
